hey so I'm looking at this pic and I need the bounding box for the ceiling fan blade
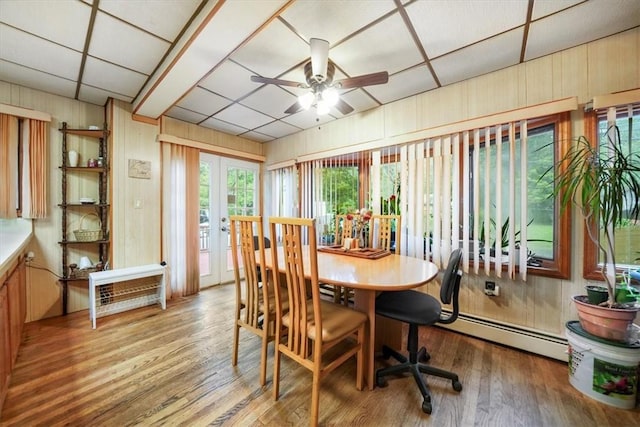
[251,75,306,88]
[334,71,389,89]
[310,38,329,81]
[284,101,304,115]
[335,98,354,115]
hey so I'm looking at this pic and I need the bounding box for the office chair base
[376,345,463,414]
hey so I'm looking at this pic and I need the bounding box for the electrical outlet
[484,281,499,296]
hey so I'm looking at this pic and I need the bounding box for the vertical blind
[376,120,530,278]
[601,103,639,280]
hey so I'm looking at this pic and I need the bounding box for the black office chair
[375,249,464,414]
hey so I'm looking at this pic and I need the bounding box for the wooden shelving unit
[58,122,110,314]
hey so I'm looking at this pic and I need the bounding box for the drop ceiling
[1,0,638,143]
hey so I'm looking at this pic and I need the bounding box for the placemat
[317,245,391,259]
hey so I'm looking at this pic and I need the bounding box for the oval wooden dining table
[262,246,440,390]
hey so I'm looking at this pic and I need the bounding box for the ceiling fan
[250,38,389,116]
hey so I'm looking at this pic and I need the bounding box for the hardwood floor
[1,284,638,426]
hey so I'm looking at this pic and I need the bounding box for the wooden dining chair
[329,214,364,305]
[369,214,401,254]
[335,213,357,246]
[230,215,278,387]
[268,216,368,427]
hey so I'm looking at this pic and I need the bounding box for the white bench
[89,264,167,329]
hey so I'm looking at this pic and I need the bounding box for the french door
[199,153,259,288]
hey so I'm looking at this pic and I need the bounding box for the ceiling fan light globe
[316,99,330,115]
[322,87,339,107]
[298,92,315,110]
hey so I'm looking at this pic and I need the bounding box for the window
[584,104,640,279]
[277,105,574,279]
[474,120,556,260]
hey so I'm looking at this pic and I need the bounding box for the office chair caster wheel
[452,380,463,392]
[381,345,392,360]
[422,400,432,414]
[376,374,388,388]
[418,346,430,363]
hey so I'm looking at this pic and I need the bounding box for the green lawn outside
[523,223,640,266]
[524,223,553,259]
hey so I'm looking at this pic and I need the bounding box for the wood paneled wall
[0,82,104,319]
[264,28,640,337]
[109,99,162,270]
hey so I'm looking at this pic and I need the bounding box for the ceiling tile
[98,0,201,41]
[165,106,208,124]
[329,13,422,77]
[281,109,336,130]
[240,85,298,119]
[280,0,397,45]
[339,89,383,113]
[241,131,275,143]
[78,84,133,106]
[0,0,91,51]
[0,25,82,80]
[199,60,258,100]
[531,0,582,20]
[0,60,76,100]
[407,0,528,59]
[90,11,170,75]
[213,103,274,130]
[176,87,232,116]
[200,116,249,135]
[253,119,302,139]
[82,56,147,98]
[230,19,309,78]
[432,28,523,86]
[525,0,640,61]
[366,65,437,104]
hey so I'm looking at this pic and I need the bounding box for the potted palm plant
[547,124,640,341]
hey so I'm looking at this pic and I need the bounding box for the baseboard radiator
[438,312,569,362]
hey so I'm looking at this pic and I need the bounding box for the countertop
[0,218,32,279]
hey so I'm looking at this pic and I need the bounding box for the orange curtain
[161,142,200,297]
[0,113,19,218]
[25,119,48,218]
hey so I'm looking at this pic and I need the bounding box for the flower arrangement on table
[346,208,372,248]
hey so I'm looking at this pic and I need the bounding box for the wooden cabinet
[1,257,26,413]
[0,284,11,413]
[58,122,110,314]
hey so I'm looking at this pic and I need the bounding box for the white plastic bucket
[566,322,640,409]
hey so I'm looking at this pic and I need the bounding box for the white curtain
[270,164,298,244]
[271,164,297,218]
